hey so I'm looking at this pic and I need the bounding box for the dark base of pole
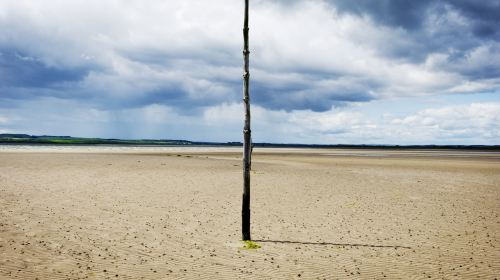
[242,193,251,240]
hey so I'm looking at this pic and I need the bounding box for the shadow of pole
[253,239,411,249]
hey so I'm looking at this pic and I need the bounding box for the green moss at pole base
[241,240,261,250]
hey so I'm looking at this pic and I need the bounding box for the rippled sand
[1,147,499,279]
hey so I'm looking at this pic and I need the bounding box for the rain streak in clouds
[0,0,499,144]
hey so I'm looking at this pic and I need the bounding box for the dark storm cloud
[129,86,238,111]
[0,50,99,106]
[253,88,374,111]
[330,0,500,39]
[0,50,89,89]
[252,79,377,111]
[331,0,434,30]
[449,0,500,38]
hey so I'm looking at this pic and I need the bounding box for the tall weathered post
[242,0,252,241]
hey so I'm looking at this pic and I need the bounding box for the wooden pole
[242,0,252,241]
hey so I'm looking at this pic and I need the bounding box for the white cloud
[198,101,500,144]
[254,102,500,144]
[389,103,500,141]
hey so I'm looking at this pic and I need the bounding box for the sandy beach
[0,146,499,279]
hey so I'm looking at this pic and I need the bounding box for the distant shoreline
[1,133,499,150]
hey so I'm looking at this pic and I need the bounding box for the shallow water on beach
[322,151,500,159]
[0,144,241,153]
[1,145,500,160]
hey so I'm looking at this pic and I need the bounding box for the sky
[0,0,499,145]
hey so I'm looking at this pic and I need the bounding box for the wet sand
[1,147,499,279]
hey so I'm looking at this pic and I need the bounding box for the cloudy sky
[1,0,499,144]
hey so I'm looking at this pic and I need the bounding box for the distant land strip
[0,133,499,150]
